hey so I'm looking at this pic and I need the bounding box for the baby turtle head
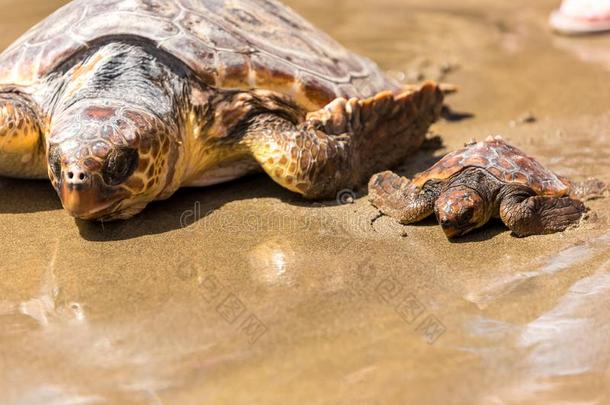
[434,186,489,238]
[47,101,178,220]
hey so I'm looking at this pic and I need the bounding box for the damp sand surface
[0,0,609,403]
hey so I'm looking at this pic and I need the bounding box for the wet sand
[0,0,609,404]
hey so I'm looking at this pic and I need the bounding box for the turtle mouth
[441,225,464,239]
[439,220,475,239]
[59,180,128,220]
[72,200,124,221]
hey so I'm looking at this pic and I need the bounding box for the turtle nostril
[64,166,89,185]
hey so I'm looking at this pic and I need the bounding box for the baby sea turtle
[0,0,445,220]
[369,136,606,238]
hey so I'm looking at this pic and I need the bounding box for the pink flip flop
[550,0,610,34]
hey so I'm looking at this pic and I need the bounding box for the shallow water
[0,0,609,404]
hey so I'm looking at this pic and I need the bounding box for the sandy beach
[0,0,609,403]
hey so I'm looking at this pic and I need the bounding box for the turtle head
[47,102,179,220]
[435,186,489,239]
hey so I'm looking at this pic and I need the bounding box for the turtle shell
[412,137,570,197]
[0,0,398,110]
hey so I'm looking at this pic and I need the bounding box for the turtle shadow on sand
[76,174,294,242]
[384,135,446,179]
[404,215,508,243]
[0,177,62,214]
[0,136,448,242]
[447,219,508,243]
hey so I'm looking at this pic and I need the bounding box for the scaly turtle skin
[0,0,444,220]
[369,136,607,238]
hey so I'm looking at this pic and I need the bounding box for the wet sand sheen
[0,0,609,403]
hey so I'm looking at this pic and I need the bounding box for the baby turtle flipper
[368,171,437,224]
[244,83,443,199]
[0,92,46,179]
[500,193,586,237]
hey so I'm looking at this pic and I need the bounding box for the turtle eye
[48,145,62,180]
[454,206,475,227]
[102,147,139,186]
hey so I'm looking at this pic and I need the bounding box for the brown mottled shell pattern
[0,0,398,110]
[412,137,570,197]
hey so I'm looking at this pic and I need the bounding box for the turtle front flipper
[243,83,443,199]
[499,191,587,237]
[368,171,438,224]
[0,92,46,179]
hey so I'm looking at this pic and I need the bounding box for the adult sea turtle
[0,0,444,220]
